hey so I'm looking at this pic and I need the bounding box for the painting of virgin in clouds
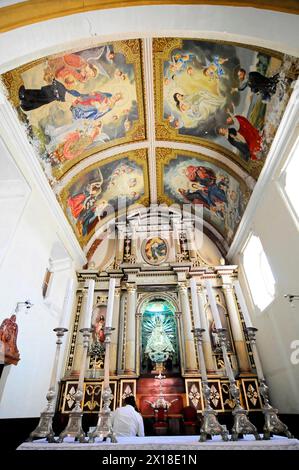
[2,40,145,182]
[158,151,249,244]
[155,38,299,178]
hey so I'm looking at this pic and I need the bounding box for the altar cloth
[17,435,299,450]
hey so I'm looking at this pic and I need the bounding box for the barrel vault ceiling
[1,36,298,256]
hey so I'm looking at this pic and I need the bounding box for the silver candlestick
[192,328,228,442]
[58,327,93,443]
[27,327,68,442]
[246,327,293,439]
[216,328,260,441]
[89,327,117,443]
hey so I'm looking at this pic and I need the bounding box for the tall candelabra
[216,328,260,441]
[192,328,229,442]
[27,327,68,442]
[58,327,92,443]
[89,326,117,443]
[246,327,293,439]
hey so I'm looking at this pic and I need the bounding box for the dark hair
[238,68,246,77]
[124,395,139,412]
[173,93,181,109]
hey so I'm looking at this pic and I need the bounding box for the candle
[59,278,74,329]
[233,280,253,327]
[83,279,95,329]
[190,278,201,329]
[105,278,116,328]
[205,280,222,329]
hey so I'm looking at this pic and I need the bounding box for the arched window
[242,234,275,311]
[279,136,299,225]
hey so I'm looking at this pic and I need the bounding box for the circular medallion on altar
[142,237,168,265]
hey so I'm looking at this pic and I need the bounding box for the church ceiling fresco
[2,39,145,183]
[156,148,250,244]
[59,149,149,246]
[154,38,298,179]
[1,36,298,253]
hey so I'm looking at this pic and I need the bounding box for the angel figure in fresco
[43,53,98,87]
[167,52,195,80]
[203,56,229,81]
[173,91,226,123]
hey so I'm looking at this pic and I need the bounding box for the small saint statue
[0,314,20,365]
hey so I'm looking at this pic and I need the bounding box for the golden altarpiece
[55,209,262,433]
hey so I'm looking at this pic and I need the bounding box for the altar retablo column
[124,283,137,374]
[178,283,197,374]
[222,283,251,373]
[197,285,215,372]
[72,288,88,376]
[110,286,121,375]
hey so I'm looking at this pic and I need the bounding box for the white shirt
[111,405,145,437]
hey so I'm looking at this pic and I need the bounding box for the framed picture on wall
[119,379,137,407]
[185,378,203,412]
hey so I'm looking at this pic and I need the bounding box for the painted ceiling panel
[1,36,298,253]
[154,38,298,179]
[156,148,249,245]
[2,39,145,184]
[59,149,149,246]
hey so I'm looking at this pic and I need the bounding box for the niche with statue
[140,299,180,375]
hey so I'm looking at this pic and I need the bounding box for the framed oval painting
[142,237,168,265]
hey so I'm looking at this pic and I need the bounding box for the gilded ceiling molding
[0,1,298,33]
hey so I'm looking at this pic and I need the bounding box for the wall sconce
[284,294,299,305]
[15,300,33,313]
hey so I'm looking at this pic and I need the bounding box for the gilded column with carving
[72,288,88,376]
[222,284,251,373]
[197,285,215,372]
[124,283,137,375]
[178,283,197,374]
[110,287,121,375]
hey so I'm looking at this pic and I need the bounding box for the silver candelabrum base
[230,382,260,441]
[200,409,229,442]
[27,411,56,443]
[89,386,117,443]
[200,381,229,442]
[259,380,294,439]
[58,406,87,443]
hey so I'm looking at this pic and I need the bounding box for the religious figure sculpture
[145,316,174,365]
[0,314,20,365]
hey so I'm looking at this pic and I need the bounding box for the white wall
[0,117,82,417]
[234,123,299,414]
